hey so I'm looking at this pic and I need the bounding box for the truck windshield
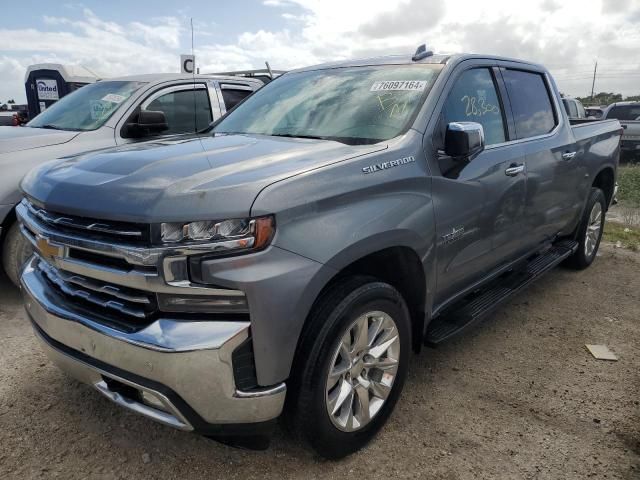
[606,105,640,121]
[28,81,146,131]
[213,64,442,145]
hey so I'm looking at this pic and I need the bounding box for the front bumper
[621,138,640,152]
[21,258,286,433]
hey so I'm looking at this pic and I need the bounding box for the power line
[590,61,597,101]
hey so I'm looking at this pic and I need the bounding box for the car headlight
[158,215,275,254]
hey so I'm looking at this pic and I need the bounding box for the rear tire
[566,188,606,270]
[2,221,32,287]
[285,276,411,459]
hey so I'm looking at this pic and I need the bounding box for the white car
[0,73,263,285]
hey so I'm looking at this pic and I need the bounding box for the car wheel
[2,221,33,287]
[285,276,411,459]
[566,187,606,270]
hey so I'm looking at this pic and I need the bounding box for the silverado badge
[362,156,416,174]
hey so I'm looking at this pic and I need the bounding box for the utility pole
[590,60,598,103]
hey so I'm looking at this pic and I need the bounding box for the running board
[425,240,578,346]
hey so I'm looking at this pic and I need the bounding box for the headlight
[158,215,275,254]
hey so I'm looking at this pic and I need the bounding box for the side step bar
[425,240,578,346]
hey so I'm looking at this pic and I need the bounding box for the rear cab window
[501,69,557,139]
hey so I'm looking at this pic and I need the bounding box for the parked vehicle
[603,101,640,161]
[0,73,263,285]
[11,110,29,126]
[0,103,27,126]
[24,63,101,119]
[585,106,604,119]
[18,48,621,459]
[0,111,15,127]
[562,96,587,120]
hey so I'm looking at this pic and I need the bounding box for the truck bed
[570,118,621,141]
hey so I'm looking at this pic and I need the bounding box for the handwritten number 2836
[461,95,499,117]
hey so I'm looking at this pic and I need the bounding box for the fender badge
[442,226,465,245]
[362,155,415,174]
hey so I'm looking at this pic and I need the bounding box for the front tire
[285,276,411,459]
[566,187,606,270]
[2,221,33,287]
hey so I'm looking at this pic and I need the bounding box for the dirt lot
[0,245,638,480]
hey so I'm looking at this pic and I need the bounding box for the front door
[428,66,527,307]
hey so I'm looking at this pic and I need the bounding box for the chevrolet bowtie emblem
[36,236,63,260]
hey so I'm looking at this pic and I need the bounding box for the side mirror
[444,122,485,161]
[123,110,168,138]
[137,110,168,133]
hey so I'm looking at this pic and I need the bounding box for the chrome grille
[38,260,157,321]
[17,198,249,332]
[24,199,149,244]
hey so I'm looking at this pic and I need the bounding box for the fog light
[157,292,249,313]
[141,390,167,411]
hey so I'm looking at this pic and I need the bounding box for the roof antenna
[190,18,197,132]
[412,44,433,61]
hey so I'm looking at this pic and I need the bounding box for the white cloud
[1,1,640,103]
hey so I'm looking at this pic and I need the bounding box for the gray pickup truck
[603,101,640,161]
[0,73,263,285]
[18,47,621,459]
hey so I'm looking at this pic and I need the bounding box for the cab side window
[563,99,578,119]
[221,86,254,111]
[441,68,507,146]
[147,87,212,134]
[501,69,556,138]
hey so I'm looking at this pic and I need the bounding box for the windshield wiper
[36,124,80,132]
[270,133,328,140]
[270,133,380,145]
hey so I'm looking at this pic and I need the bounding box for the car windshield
[606,105,640,121]
[213,64,442,145]
[28,80,146,131]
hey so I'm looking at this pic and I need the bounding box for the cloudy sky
[1,0,639,103]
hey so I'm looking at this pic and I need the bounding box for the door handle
[562,151,577,160]
[505,164,525,176]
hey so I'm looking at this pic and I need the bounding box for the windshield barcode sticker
[101,93,126,104]
[370,80,427,92]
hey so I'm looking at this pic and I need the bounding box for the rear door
[500,67,583,247]
[428,63,527,306]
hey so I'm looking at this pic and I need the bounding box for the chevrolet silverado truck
[1,73,263,286]
[18,47,621,459]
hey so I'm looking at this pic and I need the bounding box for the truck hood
[0,126,80,154]
[22,133,386,223]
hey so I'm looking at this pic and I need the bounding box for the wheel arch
[0,204,17,244]
[592,166,616,209]
[298,236,429,359]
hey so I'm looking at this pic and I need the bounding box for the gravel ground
[0,245,638,479]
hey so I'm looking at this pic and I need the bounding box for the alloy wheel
[325,311,400,432]
[585,202,603,257]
